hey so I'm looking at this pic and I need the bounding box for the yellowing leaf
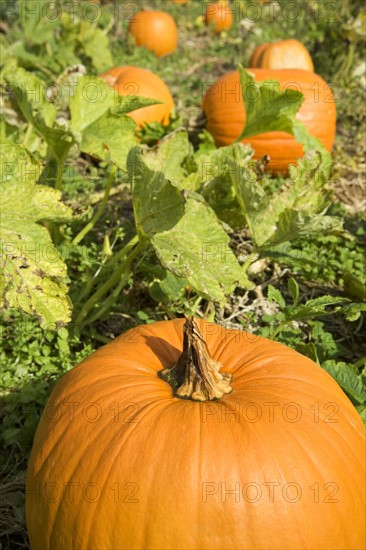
[0,142,73,329]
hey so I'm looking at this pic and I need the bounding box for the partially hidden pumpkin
[249,39,314,71]
[205,1,233,33]
[249,42,268,67]
[100,66,174,127]
[26,317,365,549]
[128,10,178,57]
[203,68,336,173]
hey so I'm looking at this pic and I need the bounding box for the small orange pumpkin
[100,66,174,127]
[203,68,336,173]
[204,0,233,33]
[26,317,365,549]
[249,39,314,71]
[128,10,178,57]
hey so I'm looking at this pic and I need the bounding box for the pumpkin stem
[159,316,232,401]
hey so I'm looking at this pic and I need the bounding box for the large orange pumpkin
[26,317,365,549]
[205,1,233,33]
[249,40,314,71]
[203,68,336,173]
[128,10,178,57]
[100,66,174,127]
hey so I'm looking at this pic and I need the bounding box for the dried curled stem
[159,316,232,401]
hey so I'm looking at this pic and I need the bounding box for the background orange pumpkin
[249,39,314,71]
[249,42,268,67]
[128,10,178,57]
[203,68,336,173]
[100,66,174,127]
[26,318,365,549]
[204,0,233,33]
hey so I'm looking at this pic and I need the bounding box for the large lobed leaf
[152,194,249,303]
[77,21,113,74]
[141,129,194,188]
[5,69,160,172]
[237,66,304,140]
[0,142,73,329]
[237,67,332,166]
[253,152,342,247]
[70,76,161,132]
[70,76,161,170]
[198,141,257,227]
[127,142,252,303]
[4,68,75,161]
[128,146,185,238]
[3,2,115,76]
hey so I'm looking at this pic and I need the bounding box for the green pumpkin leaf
[254,151,342,247]
[109,95,163,117]
[69,76,115,132]
[77,21,113,74]
[237,67,332,166]
[152,194,252,303]
[127,147,185,238]
[199,142,257,227]
[128,146,252,302]
[0,141,73,329]
[80,114,138,170]
[4,68,75,161]
[142,129,193,188]
[149,271,189,304]
[262,209,343,246]
[70,76,161,132]
[69,76,160,170]
[322,361,366,405]
[237,66,304,140]
[292,119,332,166]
